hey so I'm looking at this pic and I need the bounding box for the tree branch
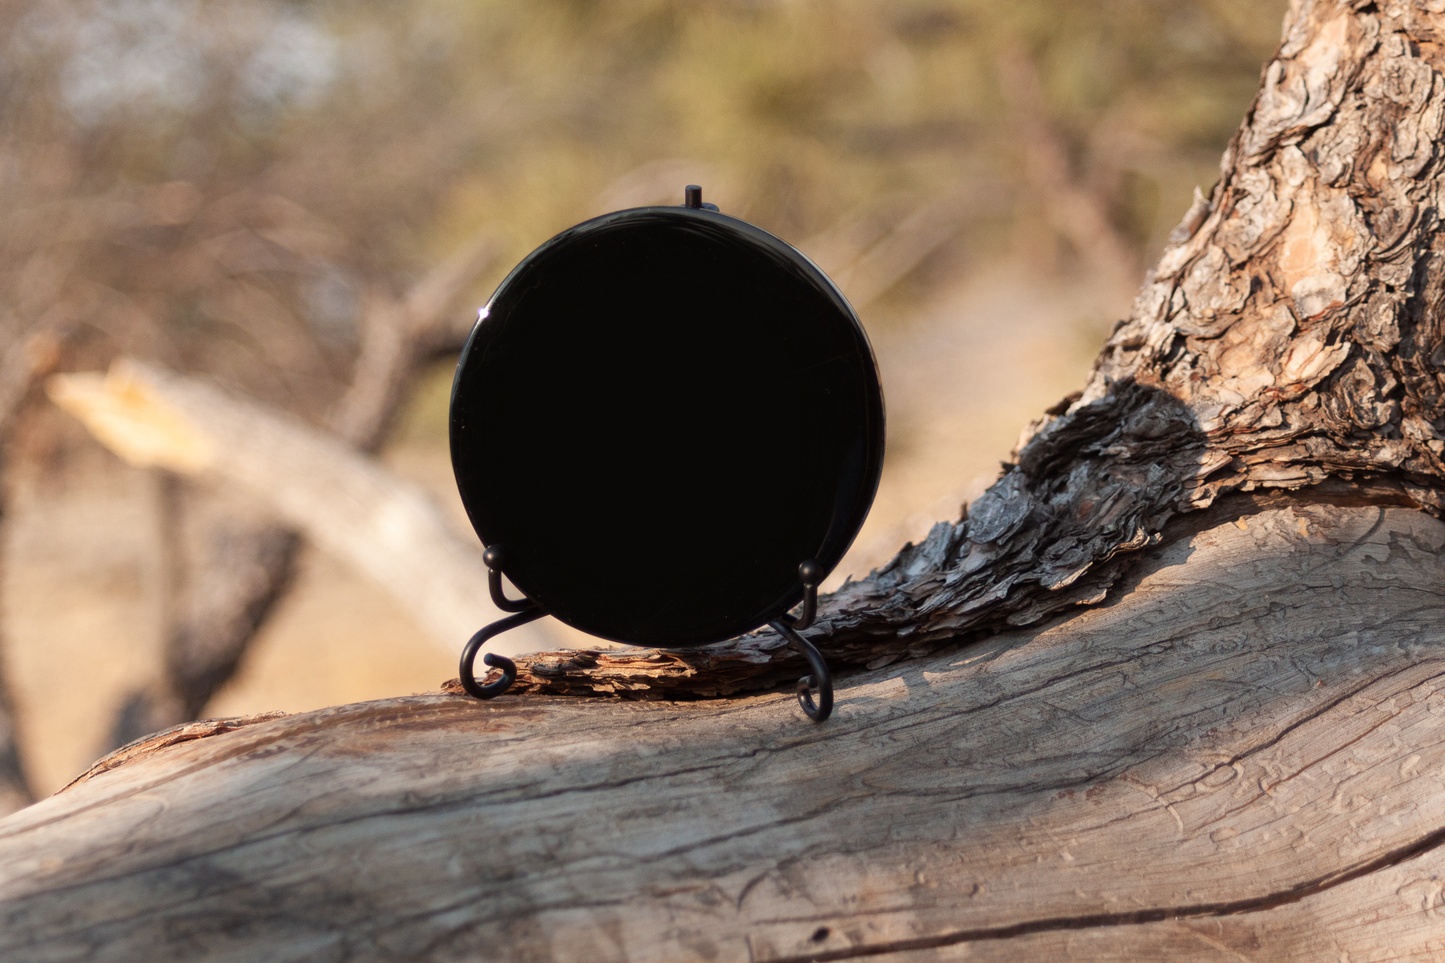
[0,325,76,813]
[996,46,1142,302]
[328,231,500,451]
[48,360,553,656]
[97,227,505,746]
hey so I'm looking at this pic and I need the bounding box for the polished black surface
[450,206,884,648]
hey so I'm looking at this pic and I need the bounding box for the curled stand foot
[770,620,834,722]
[460,608,544,700]
[767,558,832,722]
[460,544,544,700]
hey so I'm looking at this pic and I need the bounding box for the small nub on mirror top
[683,184,719,211]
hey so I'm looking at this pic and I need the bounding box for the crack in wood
[767,818,1445,962]
[1157,665,1416,797]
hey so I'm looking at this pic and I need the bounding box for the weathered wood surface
[4,500,1445,961]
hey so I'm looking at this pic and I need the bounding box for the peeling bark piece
[1176,246,1249,337]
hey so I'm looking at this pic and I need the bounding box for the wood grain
[4,502,1445,961]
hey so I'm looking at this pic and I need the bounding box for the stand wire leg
[483,546,534,612]
[768,559,832,722]
[460,608,545,699]
[770,619,834,722]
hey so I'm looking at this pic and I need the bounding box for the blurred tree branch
[996,47,1144,305]
[800,192,983,309]
[50,358,551,656]
[97,229,505,747]
[327,230,500,449]
[0,326,77,814]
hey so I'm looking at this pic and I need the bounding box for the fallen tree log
[3,498,1445,960]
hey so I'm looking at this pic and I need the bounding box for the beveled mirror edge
[447,200,886,649]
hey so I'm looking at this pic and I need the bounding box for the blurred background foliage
[0,0,1287,802]
[3,0,1282,394]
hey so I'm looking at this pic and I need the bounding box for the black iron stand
[458,552,834,723]
[769,560,833,722]
[458,547,539,700]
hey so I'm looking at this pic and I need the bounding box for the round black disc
[450,206,884,648]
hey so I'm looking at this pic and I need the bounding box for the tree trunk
[7,0,1445,958]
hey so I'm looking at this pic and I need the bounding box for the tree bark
[9,0,1445,958]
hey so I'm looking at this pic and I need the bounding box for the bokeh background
[0,0,1288,805]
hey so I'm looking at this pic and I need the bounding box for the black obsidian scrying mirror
[449,186,885,723]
